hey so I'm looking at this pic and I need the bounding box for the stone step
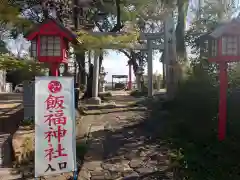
[0,168,22,180]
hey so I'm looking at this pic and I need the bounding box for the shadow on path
[80,97,172,180]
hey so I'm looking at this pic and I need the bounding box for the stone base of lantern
[87,97,101,105]
[99,84,105,93]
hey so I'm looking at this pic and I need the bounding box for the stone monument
[99,67,107,93]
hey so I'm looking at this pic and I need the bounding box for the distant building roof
[112,75,128,78]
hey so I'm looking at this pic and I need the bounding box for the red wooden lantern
[25,18,76,76]
[202,19,240,141]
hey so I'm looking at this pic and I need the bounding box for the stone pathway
[78,95,172,180]
[0,94,172,180]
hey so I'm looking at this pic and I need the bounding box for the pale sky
[103,51,162,82]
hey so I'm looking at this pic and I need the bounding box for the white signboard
[34,77,76,177]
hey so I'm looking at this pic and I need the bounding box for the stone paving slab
[0,103,20,109]
[78,97,172,180]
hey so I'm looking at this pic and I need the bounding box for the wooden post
[218,62,228,141]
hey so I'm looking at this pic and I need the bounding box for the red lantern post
[25,18,77,77]
[218,62,228,140]
[203,19,240,140]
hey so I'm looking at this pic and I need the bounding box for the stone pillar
[99,82,105,93]
[99,75,106,93]
[85,74,88,89]
[156,75,161,91]
[128,64,132,90]
[136,75,141,90]
[147,40,153,97]
[88,50,101,104]
[92,51,99,98]
[162,63,166,88]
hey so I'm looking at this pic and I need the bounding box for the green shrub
[20,117,34,127]
[148,66,240,180]
[76,143,88,158]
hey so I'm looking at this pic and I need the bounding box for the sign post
[23,81,35,121]
[34,77,76,178]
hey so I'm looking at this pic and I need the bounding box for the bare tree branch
[110,0,124,32]
[119,49,131,59]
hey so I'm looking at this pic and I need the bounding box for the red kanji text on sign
[44,125,67,143]
[45,94,65,110]
[44,143,67,162]
[44,110,67,126]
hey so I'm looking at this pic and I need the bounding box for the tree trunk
[129,51,139,76]
[75,52,86,89]
[82,63,93,99]
[80,53,86,87]
[99,50,103,73]
[176,0,188,58]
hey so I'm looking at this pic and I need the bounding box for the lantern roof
[25,18,77,42]
[209,18,240,38]
[198,18,240,44]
